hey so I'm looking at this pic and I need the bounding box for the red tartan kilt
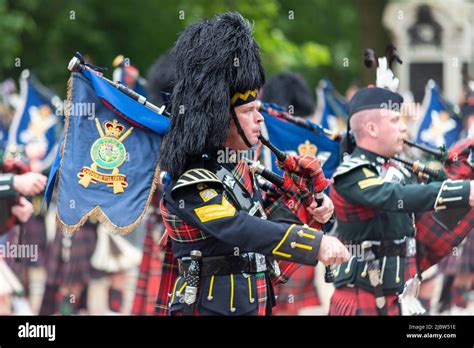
[329,286,400,316]
[459,233,474,274]
[132,226,163,315]
[273,266,320,315]
[415,208,474,272]
[439,233,474,276]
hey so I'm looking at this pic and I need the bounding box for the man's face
[225,100,263,150]
[376,109,407,157]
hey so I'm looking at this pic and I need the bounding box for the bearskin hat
[262,72,315,117]
[159,12,265,178]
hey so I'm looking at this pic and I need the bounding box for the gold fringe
[55,74,160,235]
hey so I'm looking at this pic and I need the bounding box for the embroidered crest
[298,140,317,156]
[77,119,133,194]
[199,188,218,202]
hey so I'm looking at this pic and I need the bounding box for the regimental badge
[199,188,218,202]
[298,140,317,156]
[77,119,133,194]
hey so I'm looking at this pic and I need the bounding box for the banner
[260,102,340,179]
[52,68,168,234]
[316,79,348,134]
[415,80,462,149]
[7,70,62,169]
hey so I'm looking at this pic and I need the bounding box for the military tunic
[329,147,471,315]
[156,153,325,315]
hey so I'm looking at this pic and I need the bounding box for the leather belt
[178,252,279,277]
[343,237,417,259]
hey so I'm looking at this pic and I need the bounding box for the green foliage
[0,0,35,73]
[0,0,373,98]
[178,0,331,83]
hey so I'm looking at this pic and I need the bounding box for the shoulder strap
[332,156,376,179]
[172,168,222,192]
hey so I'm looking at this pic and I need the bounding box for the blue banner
[260,103,340,179]
[7,71,62,169]
[52,70,167,233]
[415,80,462,149]
[84,69,168,134]
[317,79,348,133]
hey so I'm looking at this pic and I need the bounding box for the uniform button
[207,296,213,301]
[297,230,304,237]
[290,242,296,249]
[230,307,236,312]
[438,197,444,204]
[443,186,448,191]
[250,298,255,304]
[360,154,366,160]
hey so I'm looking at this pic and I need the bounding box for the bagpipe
[398,137,474,272]
[68,53,165,116]
[389,139,448,182]
[393,138,473,183]
[258,101,341,141]
[249,134,335,282]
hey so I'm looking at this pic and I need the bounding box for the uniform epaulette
[332,156,376,179]
[172,168,222,192]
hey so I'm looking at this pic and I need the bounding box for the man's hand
[307,194,334,224]
[13,172,47,196]
[317,235,350,265]
[470,181,474,207]
[11,197,34,223]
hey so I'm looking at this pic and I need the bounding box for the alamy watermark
[0,242,38,262]
[216,148,257,164]
[380,100,423,119]
[54,99,96,120]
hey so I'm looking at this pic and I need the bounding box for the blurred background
[0,0,473,317]
[0,0,386,98]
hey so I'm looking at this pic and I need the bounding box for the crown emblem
[104,119,125,138]
[298,140,317,156]
[77,118,133,194]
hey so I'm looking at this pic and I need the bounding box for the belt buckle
[255,253,267,273]
[271,259,281,277]
[406,237,416,257]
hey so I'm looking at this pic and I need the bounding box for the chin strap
[230,107,252,148]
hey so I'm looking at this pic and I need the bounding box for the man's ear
[366,122,378,138]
